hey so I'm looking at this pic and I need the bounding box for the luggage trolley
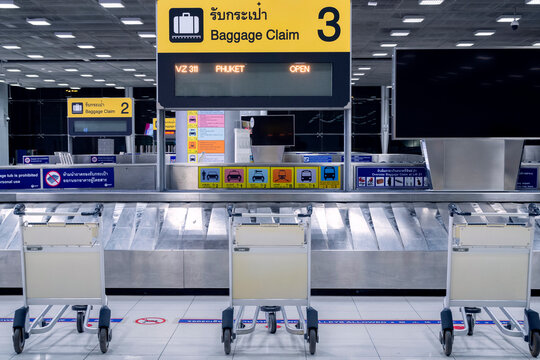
[11,203,112,354]
[221,205,319,355]
[440,203,540,357]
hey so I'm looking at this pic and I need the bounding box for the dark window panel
[352,135,381,153]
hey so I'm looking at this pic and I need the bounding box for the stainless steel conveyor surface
[0,202,539,251]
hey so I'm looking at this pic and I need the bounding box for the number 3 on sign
[318,7,341,42]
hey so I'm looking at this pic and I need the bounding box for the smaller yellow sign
[188,141,198,151]
[223,167,247,189]
[188,153,198,163]
[319,166,341,189]
[271,167,294,189]
[187,111,198,128]
[68,98,133,118]
[295,167,319,189]
[247,167,270,189]
[153,118,177,131]
[199,167,222,188]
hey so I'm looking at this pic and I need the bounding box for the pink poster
[199,111,225,128]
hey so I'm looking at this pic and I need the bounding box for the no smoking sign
[44,171,61,187]
[135,317,166,325]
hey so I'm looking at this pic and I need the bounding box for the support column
[344,107,352,191]
[125,87,135,163]
[157,108,166,191]
[0,84,8,165]
[175,111,188,163]
[381,86,390,154]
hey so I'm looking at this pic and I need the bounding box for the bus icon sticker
[170,9,204,43]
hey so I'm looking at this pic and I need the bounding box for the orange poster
[198,140,225,154]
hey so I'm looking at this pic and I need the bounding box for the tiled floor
[0,295,539,359]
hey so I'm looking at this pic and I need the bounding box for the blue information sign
[357,167,429,189]
[340,155,373,163]
[516,168,538,189]
[0,169,41,190]
[43,168,114,189]
[22,156,50,165]
[90,156,116,164]
[303,155,333,163]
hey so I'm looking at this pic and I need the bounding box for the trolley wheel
[12,327,25,354]
[223,328,232,355]
[76,312,85,333]
[466,314,475,336]
[441,330,453,356]
[268,312,277,334]
[308,328,317,355]
[529,331,540,358]
[98,327,110,353]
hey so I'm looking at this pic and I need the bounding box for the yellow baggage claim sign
[67,98,133,136]
[157,0,351,109]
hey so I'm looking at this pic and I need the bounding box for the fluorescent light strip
[456,42,474,47]
[134,74,146,77]
[94,79,106,82]
[80,74,93,77]
[143,78,155,81]
[99,0,124,8]
[43,79,55,82]
[6,68,21,72]
[497,15,521,22]
[55,32,75,39]
[353,73,366,76]
[0,1,20,9]
[372,52,388,57]
[533,42,540,46]
[121,18,143,25]
[25,87,36,90]
[123,68,136,72]
[27,54,44,59]
[358,67,371,70]
[105,83,116,86]
[115,86,125,89]
[64,68,78,72]
[26,18,51,26]
[526,0,540,4]
[77,44,95,49]
[419,0,444,4]
[390,30,410,36]
[368,1,377,6]
[70,87,81,90]
[95,54,111,58]
[138,32,156,38]
[474,30,495,36]
[25,74,39,78]
[380,43,397,47]
[402,16,425,23]
[2,44,20,49]
[57,83,69,86]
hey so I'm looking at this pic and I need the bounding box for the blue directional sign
[90,156,117,164]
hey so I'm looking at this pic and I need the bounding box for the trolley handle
[298,204,313,218]
[81,204,104,217]
[448,203,471,217]
[13,203,25,216]
[226,204,313,218]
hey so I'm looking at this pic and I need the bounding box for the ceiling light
[143,78,155,82]
[115,86,125,89]
[134,74,146,77]
[380,43,398,47]
[456,41,474,47]
[55,32,75,39]
[77,44,95,49]
[57,83,69,86]
[533,42,540,46]
[95,54,111,58]
[2,44,20,49]
[105,83,116,86]
[153,83,157,86]
[390,30,410,36]
[402,16,425,23]
[0,0,20,9]
[372,52,388,57]
[94,79,106,82]
[121,18,143,25]
[80,74,93,77]
[526,0,540,4]
[27,54,44,59]
[351,78,360,81]
[368,1,377,6]
[474,30,495,36]
[25,74,39,78]
[64,68,78,72]
[99,0,124,8]
[419,0,444,4]
[70,87,81,90]
[6,68,21,72]
[497,15,521,22]
[25,87,36,90]
[26,18,51,26]
[138,32,156,38]
[358,67,372,70]
[123,68,136,72]
[43,79,55,82]
[353,73,366,76]
[0,80,5,83]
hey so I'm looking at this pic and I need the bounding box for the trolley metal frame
[440,203,540,357]
[221,204,319,355]
[11,203,112,354]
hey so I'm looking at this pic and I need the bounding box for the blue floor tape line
[0,318,123,323]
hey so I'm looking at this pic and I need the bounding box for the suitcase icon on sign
[174,13,199,34]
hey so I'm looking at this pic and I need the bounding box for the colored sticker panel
[319,166,341,189]
[188,153,198,163]
[188,128,198,138]
[198,140,225,154]
[223,167,247,188]
[356,167,429,189]
[198,127,225,141]
[247,167,270,189]
[271,167,294,189]
[199,167,222,188]
[187,111,198,128]
[295,167,318,189]
[198,111,225,127]
[188,141,198,151]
